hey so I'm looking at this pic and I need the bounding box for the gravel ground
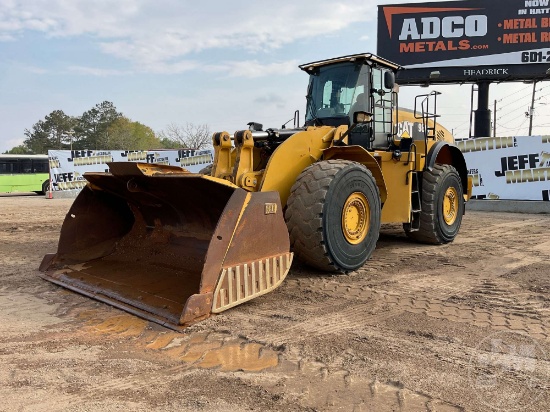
[1,194,549,411]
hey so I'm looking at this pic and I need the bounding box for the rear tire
[285,160,381,273]
[405,164,464,244]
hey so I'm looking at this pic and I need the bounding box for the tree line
[4,101,212,154]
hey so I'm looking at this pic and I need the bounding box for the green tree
[23,109,75,154]
[3,145,32,154]
[159,137,181,149]
[105,117,161,150]
[44,110,75,148]
[24,120,50,154]
[74,101,122,149]
[18,101,157,153]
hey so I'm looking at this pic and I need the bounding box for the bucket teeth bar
[212,253,293,313]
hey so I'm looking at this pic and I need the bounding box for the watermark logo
[468,331,546,410]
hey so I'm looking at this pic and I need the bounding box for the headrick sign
[378,0,550,83]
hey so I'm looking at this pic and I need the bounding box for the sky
[1,0,549,153]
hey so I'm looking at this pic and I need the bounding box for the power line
[497,122,525,130]
[497,89,542,111]
[498,108,530,126]
[495,94,534,117]
[511,117,529,135]
[496,88,544,118]
[496,84,533,104]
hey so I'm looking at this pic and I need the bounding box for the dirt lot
[1,195,549,412]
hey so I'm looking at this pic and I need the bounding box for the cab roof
[299,53,402,73]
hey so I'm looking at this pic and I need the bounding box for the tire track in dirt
[2,199,550,411]
[4,302,464,412]
[306,280,550,342]
[26,300,465,411]
[247,268,550,347]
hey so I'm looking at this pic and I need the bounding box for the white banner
[48,149,213,192]
[457,136,550,201]
[48,140,550,200]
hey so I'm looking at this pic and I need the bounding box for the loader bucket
[39,162,293,330]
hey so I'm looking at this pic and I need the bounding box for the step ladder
[405,171,421,232]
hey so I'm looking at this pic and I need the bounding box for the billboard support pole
[493,100,497,138]
[474,81,492,138]
[469,85,476,139]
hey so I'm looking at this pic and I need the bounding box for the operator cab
[300,53,400,150]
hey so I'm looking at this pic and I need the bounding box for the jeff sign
[378,0,550,76]
[48,149,213,192]
[457,135,550,201]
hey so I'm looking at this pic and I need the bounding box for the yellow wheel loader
[40,53,472,330]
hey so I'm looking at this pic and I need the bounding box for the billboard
[48,149,213,192]
[378,0,550,83]
[457,135,550,201]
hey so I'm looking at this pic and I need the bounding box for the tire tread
[407,164,463,244]
[285,160,379,272]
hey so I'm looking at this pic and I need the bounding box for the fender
[426,142,468,193]
[322,145,388,204]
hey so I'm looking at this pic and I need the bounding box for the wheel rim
[341,192,370,244]
[442,187,459,225]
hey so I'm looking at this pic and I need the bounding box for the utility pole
[493,100,497,137]
[528,81,537,136]
[469,85,475,139]
[67,130,75,151]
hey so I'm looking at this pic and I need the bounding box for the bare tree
[159,123,211,149]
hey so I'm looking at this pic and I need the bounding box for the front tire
[285,160,381,273]
[406,164,464,244]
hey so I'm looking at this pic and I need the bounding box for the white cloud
[210,59,299,79]
[254,93,286,109]
[68,66,133,76]
[0,33,16,41]
[0,1,378,74]
[68,60,200,76]
[143,60,201,75]
[22,65,48,74]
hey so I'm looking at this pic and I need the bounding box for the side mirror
[353,111,373,124]
[384,71,395,90]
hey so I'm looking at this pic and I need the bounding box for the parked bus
[0,154,50,194]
